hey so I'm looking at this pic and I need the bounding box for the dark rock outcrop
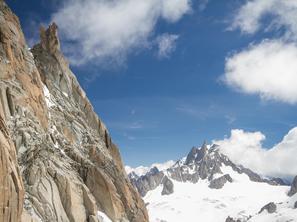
[209,174,233,189]
[294,201,297,209]
[270,177,288,186]
[185,146,199,165]
[161,176,174,195]
[288,176,297,197]
[259,202,277,214]
[185,142,208,165]
[130,167,164,197]
[0,1,149,221]
[225,216,241,222]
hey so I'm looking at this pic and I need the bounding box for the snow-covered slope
[248,193,297,222]
[247,176,297,222]
[128,142,296,222]
[144,164,289,222]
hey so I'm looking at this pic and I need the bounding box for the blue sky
[7,0,297,171]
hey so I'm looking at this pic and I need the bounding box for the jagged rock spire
[201,140,207,150]
[185,141,209,165]
[185,146,199,165]
[40,22,60,55]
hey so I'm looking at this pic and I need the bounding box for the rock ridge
[0,1,148,221]
[129,142,285,197]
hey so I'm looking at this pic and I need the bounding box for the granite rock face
[288,176,297,197]
[0,1,29,221]
[0,96,24,222]
[0,1,148,222]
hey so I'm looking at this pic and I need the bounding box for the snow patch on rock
[42,84,55,108]
[97,211,112,222]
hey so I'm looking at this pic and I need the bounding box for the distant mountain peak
[128,142,286,197]
[185,141,209,165]
[127,142,293,222]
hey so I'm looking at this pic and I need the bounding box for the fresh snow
[97,211,112,222]
[125,160,175,177]
[249,193,297,222]
[144,164,290,222]
[42,84,55,108]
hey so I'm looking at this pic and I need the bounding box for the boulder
[209,174,233,189]
[259,202,277,214]
[225,216,240,222]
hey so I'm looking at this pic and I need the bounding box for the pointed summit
[201,140,207,150]
[195,141,208,162]
[185,146,199,165]
[40,22,60,55]
[185,141,209,165]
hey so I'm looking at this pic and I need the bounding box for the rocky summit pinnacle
[185,141,208,165]
[40,23,60,55]
[0,1,148,222]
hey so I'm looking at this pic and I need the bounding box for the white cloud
[125,160,175,176]
[223,39,297,104]
[213,127,297,178]
[161,0,192,22]
[51,0,191,65]
[224,0,297,104]
[156,33,179,58]
[231,0,275,34]
[231,0,297,39]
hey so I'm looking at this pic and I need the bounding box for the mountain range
[127,142,297,222]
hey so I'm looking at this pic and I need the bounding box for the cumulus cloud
[213,127,297,178]
[125,160,175,176]
[224,39,297,104]
[231,0,297,38]
[156,33,179,58]
[223,0,297,104]
[51,0,191,65]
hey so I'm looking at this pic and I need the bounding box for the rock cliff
[0,1,148,222]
